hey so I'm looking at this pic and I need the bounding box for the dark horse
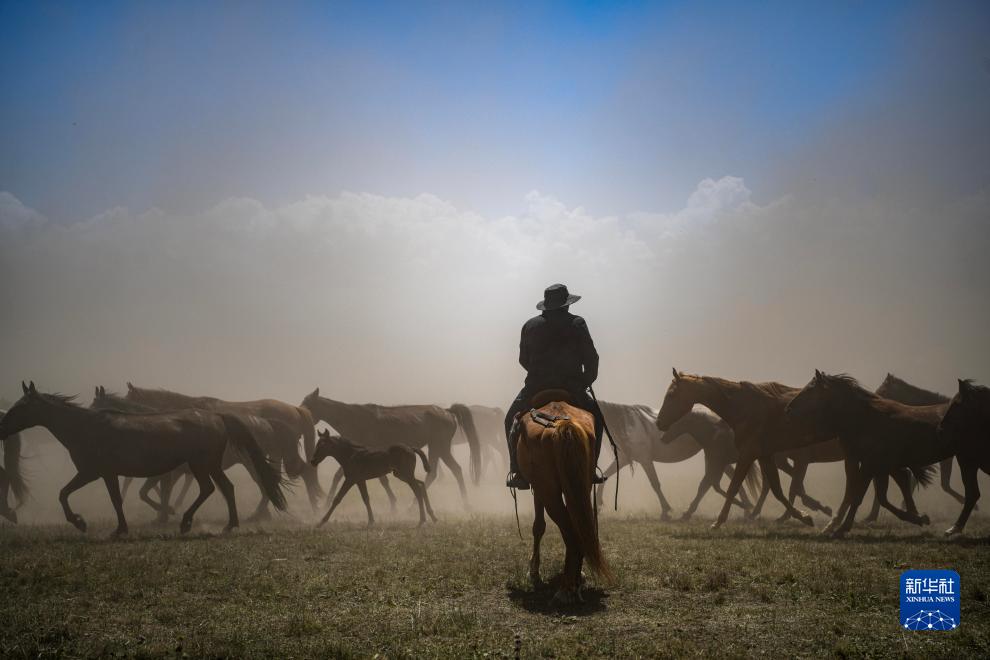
[124,383,323,510]
[786,371,946,538]
[93,386,299,522]
[876,373,961,510]
[0,408,25,523]
[310,430,437,527]
[599,402,760,519]
[656,369,834,528]
[938,379,990,536]
[300,389,481,508]
[0,382,286,536]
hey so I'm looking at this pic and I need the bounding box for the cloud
[0,192,46,232]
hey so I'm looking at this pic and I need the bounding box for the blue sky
[0,1,944,222]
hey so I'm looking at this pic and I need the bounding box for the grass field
[1,511,988,659]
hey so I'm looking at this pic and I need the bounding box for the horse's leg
[378,476,398,512]
[781,461,808,521]
[172,471,194,510]
[821,458,856,535]
[398,473,427,525]
[0,466,13,523]
[941,457,966,505]
[530,497,546,586]
[209,468,239,532]
[713,455,755,529]
[179,465,216,534]
[101,475,129,537]
[873,472,928,526]
[892,467,922,518]
[757,456,813,526]
[640,461,672,520]
[746,474,771,519]
[326,467,345,507]
[423,447,439,490]
[159,472,176,518]
[243,463,271,523]
[862,477,883,523]
[317,480,354,527]
[832,464,872,538]
[60,472,98,533]
[682,471,713,521]
[946,459,981,536]
[714,465,751,510]
[438,451,469,508]
[356,481,375,527]
[139,477,167,518]
[542,494,581,603]
[418,478,438,522]
[121,477,134,499]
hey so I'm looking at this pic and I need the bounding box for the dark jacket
[519,309,599,392]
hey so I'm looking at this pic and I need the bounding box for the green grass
[1,515,988,658]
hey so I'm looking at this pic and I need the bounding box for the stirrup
[506,473,530,490]
[592,467,607,485]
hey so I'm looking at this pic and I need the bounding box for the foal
[310,430,436,527]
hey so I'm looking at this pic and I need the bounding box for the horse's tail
[298,405,316,461]
[413,448,431,476]
[2,432,26,504]
[449,404,482,485]
[221,414,288,511]
[743,458,762,502]
[552,420,614,584]
[910,463,937,489]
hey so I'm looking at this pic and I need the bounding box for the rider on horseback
[504,283,606,490]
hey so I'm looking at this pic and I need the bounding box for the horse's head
[786,369,854,428]
[301,387,321,413]
[310,428,343,466]
[939,379,988,440]
[0,381,44,437]
[874,373,897,399]
[656,368,699,432]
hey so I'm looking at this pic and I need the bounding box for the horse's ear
[672,368,680,381]
[21,381,28,395]
[28,381,36,393]
[959,379,972,395]
[95,386,100,396]
[100,385,106,396]
[127,382,134,391]
[814,369,823,382]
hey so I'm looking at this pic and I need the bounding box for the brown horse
[0,408,25,523]
[655,369,836,528]
[310,430,436,527]
[93,386,299,522]
[875,373,961,510]
[517,392,612,605]
[300,389,480,508]
[125,383,323,510]
[786,371,946,537]
[938,379,990,536]
[0,382,287,535]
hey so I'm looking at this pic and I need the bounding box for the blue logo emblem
[900,570,960,631]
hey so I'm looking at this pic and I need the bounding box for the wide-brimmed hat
[536,283,581,311]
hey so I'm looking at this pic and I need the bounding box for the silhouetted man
[504,283,605,489]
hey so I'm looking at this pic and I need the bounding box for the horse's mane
[742,380,798,398]
[41,392,82,408]
[822,373,880,402]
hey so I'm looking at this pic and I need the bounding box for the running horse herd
[0,370,987,605]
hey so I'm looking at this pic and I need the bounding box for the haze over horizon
[2,2,988,409]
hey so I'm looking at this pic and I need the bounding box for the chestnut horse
[656,369,834,528]
[518,392,612,605]
[937,379,990,536]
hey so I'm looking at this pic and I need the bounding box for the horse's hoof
[110,528,128,538]
[660,511,672,522]
[223,525,237,534]
[945,526,962,537]
[70,515,87,533]
[710,520,724,530]
[179,519,192,534]
[919,515,931,526]
[799,513,814,527]
[821,506,833,517]
[679,512,693,522]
